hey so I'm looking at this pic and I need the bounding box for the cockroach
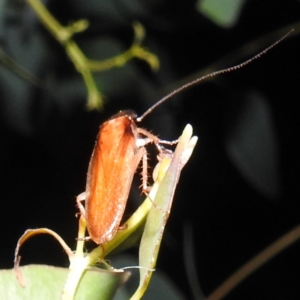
[77,30,292,245]
[77,110,176,244]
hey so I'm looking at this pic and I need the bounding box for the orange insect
[77,110,166,244]
[77,31,292,245]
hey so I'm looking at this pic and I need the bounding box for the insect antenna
[137,29,294,122]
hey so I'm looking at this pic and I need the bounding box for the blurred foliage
[197,0,246,28]
[0,265,129,300]
[1,0,300,299]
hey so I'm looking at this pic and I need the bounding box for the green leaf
[0,264,130,300]
[225,92,281,198]
[131,125,198,299]
[197,0,246,28]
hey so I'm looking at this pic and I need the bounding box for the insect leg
[76,192,87,219]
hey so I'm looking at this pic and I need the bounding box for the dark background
[1,1,300,299]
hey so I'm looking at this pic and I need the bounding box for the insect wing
[85,115,143,244]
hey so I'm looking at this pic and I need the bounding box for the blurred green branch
[26,0,159,109]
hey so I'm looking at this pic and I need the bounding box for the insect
[77,110,174,244]
[77,30,292,245]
